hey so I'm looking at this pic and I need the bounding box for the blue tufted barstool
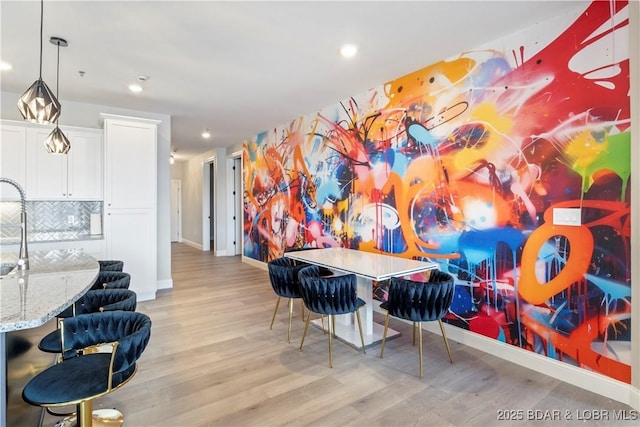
[38,289,138,356]
[379,270,455,378]
[90,271,131,290]
[268,257,311,343]
[298,265,366,368]
[98,259,124,272]
[23,311,152,427]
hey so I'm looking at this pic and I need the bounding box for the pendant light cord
[39,0,43,79]
[55,39,60,125]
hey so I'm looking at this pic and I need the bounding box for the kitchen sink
[0,262,17,277]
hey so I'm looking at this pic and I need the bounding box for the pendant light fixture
[44,36,70,154]
[17,0,61,124]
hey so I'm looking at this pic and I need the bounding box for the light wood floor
[8,243,637,426]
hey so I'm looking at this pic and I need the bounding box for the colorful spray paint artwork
[243,1,631,382]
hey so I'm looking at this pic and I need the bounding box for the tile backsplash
[0,200,102,243]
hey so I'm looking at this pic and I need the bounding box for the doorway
[233,156,242,255]
[202,157,215,253]
[209,162,215,251]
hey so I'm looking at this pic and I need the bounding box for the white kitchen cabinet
[104,117,157,209]
[0,121,27,200]
[102,114,160,300]
[104,209,156,299]
[26,126,103,200]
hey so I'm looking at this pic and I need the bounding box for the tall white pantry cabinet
[102,114,160,301]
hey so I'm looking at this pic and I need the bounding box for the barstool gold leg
[77,401,92,427]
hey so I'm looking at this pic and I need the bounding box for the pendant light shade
[44,127,71,154]
[17,79,61,124]
[45,36,70,154]
[17,0,61,124]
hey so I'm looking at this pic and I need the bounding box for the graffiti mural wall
[243,1,631,382]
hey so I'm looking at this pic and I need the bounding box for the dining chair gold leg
[331,316,336,338]
[299,311,312,351]
[418,321,424,379]
[270,296,281,330]
[328,314,333,368]
[438,319,453,363]
[320,315,326,334]
[355,309,366,354]
[379,312,391,358]
[287,298,294,343]
[412,321,416,346]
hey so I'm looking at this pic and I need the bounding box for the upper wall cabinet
[0,122,27,200]
[103,116,158,209]
[26,125,103,201]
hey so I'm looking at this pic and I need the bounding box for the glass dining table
[284,247,438,349]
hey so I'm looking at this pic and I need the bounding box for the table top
[284,247,437,281]
[0,249,99,332]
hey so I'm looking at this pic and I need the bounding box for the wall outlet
[552,208,581,226]
[67,215,75,224]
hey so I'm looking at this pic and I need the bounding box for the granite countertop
[0,249,99,332]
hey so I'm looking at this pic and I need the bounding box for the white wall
[0,91,173,292]
[170,161,183,180]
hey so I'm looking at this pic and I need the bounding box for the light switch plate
[552,208,581,226]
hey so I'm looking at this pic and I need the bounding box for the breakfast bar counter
[0,249,99,427]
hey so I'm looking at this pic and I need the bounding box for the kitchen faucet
[0,177,29,270]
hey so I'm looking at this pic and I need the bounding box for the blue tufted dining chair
[298,265,366,368]
[379,270,455,378]
[23,311,152,427]
[268,257,312,343]
[38,289,138,356]
[98,259,124,272]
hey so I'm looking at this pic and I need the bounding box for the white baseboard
[157,278,173,290]
[181,239,202,250]
[136,290,157,302]
[215,249,228,256]
[242,256,267,271]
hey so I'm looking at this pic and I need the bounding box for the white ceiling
[0,1,588,160]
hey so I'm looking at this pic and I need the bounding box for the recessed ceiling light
[0,61,12,71]
[340,44,358,58]
[128,75,149,93]
[202,129,211,139]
